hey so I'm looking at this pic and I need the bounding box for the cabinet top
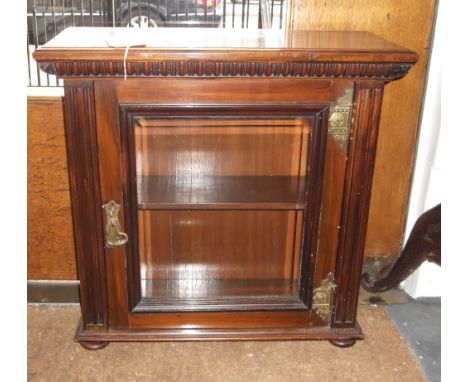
[34,27,417,80]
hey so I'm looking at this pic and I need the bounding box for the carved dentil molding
[39,61,413,80]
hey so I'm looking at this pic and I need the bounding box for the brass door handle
[102,200,128,248]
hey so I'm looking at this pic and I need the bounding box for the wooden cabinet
[34,27,417,349]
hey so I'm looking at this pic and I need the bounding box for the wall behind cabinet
[28,97,76,280]
[27,0,436,280]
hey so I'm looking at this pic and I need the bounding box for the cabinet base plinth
[74,317,363,346]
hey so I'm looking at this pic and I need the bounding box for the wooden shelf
[141,278,299,299]
[137,175,306,210]
[136,278,303,312]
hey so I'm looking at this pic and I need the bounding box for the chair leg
[361,204,440,293]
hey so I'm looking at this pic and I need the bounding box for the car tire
[122,7,163,28]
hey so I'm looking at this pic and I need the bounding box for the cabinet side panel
[63,80,108,329]
[332,81,384,327]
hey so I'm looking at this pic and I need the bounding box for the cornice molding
[39,61,413,81]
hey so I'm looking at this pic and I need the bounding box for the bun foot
[78,340,109,350]
[330,339,357,348]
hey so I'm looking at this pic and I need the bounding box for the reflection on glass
[134,117,311,303]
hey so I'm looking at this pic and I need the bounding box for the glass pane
[134,116,311,304]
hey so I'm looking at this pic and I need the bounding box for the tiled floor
[386,298,441,382]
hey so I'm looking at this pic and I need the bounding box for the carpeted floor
[28,305,426,382]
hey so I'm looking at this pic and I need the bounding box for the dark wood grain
[75,317,364,342]
[113,78,344,105]
[35,28,417,55]
[33,28,417,79]
[136,209,301,281]
[312,128,348,325]
[39,60,414,81]
[34,28,418,57]
[93,80,131,329]
[118,102,326,319]
[140,278,300,300]
[63,81,108,329]
[38,28,416,347]
[137,176,306,209]
[133,116,310,177]
[299,109,328,309]
[128,310,310,329]
[332,81,384,328]
[137,278,306,312]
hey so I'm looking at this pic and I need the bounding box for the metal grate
[27,0,288,87]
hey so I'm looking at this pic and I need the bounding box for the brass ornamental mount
[102,200,128,248]
[328,88,354,152]
[312,272,336,324]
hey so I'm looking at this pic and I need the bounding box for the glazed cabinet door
[93,78,353,331]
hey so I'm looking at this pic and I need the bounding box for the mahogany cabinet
[34,27,417,349]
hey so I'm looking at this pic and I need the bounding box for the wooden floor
[28,305,426,381]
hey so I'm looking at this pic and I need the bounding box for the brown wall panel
[290,0,436,258]
[27,97,77,279]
